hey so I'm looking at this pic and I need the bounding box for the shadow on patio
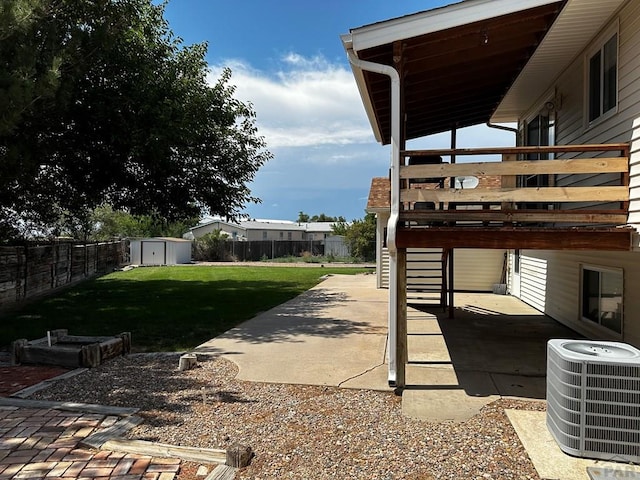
[407,293,583,399]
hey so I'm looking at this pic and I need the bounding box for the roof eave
[492,0,626,123]
[348,0,561,53]
[343,0,566,143]
[341,35,384,144]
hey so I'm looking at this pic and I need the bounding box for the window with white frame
[262,231,267,240]
[587,28,618,124]
[287,232,292,240]
[581,265,623,334]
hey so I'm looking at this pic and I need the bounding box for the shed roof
[239,221,305,231]
[133,237,192,243]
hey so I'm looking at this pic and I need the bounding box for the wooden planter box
[11,329,131,368]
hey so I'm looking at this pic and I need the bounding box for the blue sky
[162,0,515,222]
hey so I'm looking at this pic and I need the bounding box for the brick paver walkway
[0,405,181,479]
[0,366,70,398]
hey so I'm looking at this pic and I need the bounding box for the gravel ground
[30,353,545,479]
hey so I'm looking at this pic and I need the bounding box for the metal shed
[129,237,192,266]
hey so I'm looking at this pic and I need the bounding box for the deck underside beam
[396,227,634,251]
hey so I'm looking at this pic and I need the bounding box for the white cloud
[205,53,517,221]
[207,54,375,150]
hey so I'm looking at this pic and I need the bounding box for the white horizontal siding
[514,1,640,343]
[519,255,548,312]
[380,248,505,292]
[381,248,389,288]
[518,250,640,348]
[550,0,640,224]
[406,248,443,295]
[453,249,506,291]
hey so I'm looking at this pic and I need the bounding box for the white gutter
[344,39,401,387]
[349,0,562,53]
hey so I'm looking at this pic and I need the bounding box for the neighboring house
[303,222,337,240]
[184,219,249,241]
[183,218,343,242]
[343,0,639,388]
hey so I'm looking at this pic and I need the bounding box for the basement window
[587,29,618,124]
[581,265,623,335]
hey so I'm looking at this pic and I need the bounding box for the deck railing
[398,144,630,227]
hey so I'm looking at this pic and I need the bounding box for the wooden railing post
[501,153,517,213]
[622,144,630,214]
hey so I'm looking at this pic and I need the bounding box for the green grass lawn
[1,266,369,352]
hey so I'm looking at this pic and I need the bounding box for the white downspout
[345,45,401,387]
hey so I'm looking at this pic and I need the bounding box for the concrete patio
[195,273,640,479]
[195,273,581,421]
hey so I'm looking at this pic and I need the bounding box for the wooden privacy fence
[0,240,127,309]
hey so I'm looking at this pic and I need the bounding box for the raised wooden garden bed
[11,329,131,368]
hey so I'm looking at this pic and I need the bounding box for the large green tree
[332,213,376,261]
[296,211,346,223]
[0,0,271,240]
[87,204,197,241]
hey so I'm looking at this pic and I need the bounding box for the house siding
[452,249,506,292]
[518,254,548,313]
[381,247,390,288]
[189,221,306,241]
[244,230,305,242]
[513,0,640,348]
[512,250,640,347]
[380,248,506,292]
[552,0,640,217]
[190,222,246,240]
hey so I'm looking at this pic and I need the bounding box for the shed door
[141,241,165,265]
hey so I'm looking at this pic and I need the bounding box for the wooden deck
[396,143,633,250]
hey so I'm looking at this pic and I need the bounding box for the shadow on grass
[1,274,372,351]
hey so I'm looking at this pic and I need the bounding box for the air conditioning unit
[547,339,640,462]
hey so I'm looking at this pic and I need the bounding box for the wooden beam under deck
[396,227,634,251]
[399,209,629,225]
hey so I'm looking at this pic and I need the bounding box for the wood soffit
[357,2,564,145]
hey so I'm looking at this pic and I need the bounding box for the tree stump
[178,353,197,371]
[225,444,252,468]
